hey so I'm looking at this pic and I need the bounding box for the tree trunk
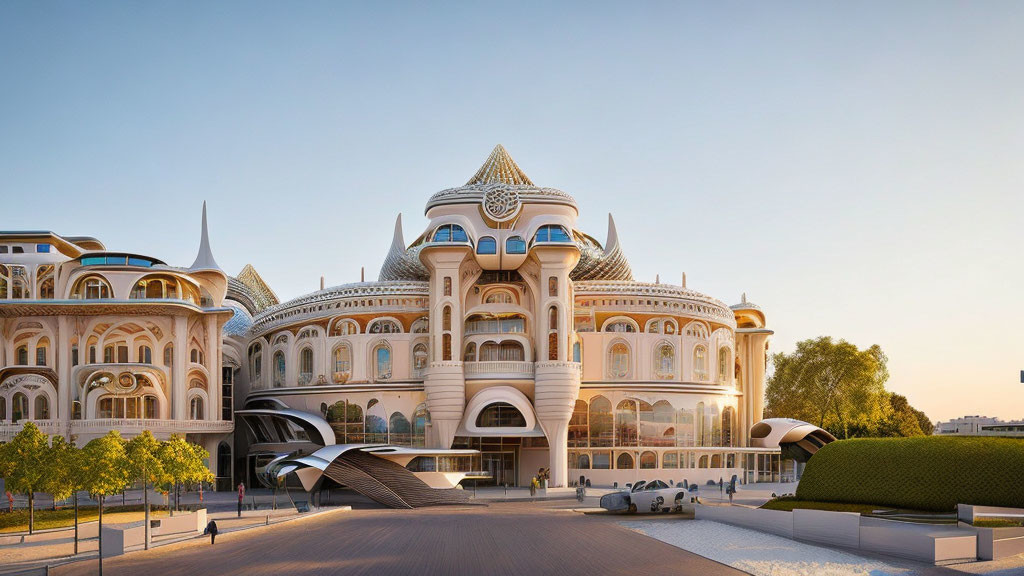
[144,478,150,550]
[28,492,34,535]
[73,492,79,555]
[98,495,104,576]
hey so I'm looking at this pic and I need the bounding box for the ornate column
[172,316,187,420]
[56,316,71,430]
[205,314,220,421]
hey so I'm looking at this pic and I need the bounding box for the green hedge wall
[795,436,1024,512]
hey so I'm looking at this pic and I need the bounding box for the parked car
[599,479,693,514]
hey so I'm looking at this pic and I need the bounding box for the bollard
[266,514,270,526]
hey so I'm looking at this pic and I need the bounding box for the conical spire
[605,213,620,252]
[389,213,405,252]
[466,144,533,186]
[190,201,222,272]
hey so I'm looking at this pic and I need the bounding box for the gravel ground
[620,519,957,576]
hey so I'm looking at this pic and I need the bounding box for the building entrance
[481,452,516,486]
[453,436,524,486]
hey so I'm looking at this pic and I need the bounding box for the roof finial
[655,274,660,284]
[361,266,365,283]
[320,275,325,290]
[742,292,747,304]
[605,213,620,252]
[189,201,222,272]
[681,272,686,288]
[466,144,533,186]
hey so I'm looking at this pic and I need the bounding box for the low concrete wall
[793,509,860,549]
[152,509,206,537]
[860,517,976,563]
[101,523,145,557]
[100,509,207,558]
[694,505,794,538]
[974,526,1024,561]
[958,504,1024,523]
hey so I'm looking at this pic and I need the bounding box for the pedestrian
[5,492,12,513]
[237,482,245,518]
[205,519,219,545]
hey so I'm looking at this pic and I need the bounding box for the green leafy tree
[0,422,50,533]
[125,431,165,549]
[876,393,933,437]
[44,436,86,553]
[766,337,889,439]
[158,435,213,515]
[81,431,130,576]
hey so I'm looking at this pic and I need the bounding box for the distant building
[934,415,1024,437]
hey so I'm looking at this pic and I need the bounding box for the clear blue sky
[2,1,1022,422]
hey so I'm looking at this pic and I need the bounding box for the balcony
[464,361,534,379]
[464,318,526,336]
[70,419,234,435]
[0,420,62,441]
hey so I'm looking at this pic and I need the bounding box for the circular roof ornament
[481,185,521,222]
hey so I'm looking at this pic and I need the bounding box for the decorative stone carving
[482,186,521,222]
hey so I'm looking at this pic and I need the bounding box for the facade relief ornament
[481,185,521,222]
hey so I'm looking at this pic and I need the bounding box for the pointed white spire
[390,213,405,253]
[605,213,620,252]
[190,201,222,272]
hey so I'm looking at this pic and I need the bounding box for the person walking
[237,483,245,518]
[205,519,219,545]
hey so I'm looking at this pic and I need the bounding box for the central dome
[425,145,577,215]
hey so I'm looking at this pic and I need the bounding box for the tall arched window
[693,345,708,381]
[695,402,706,446]
[640,451,657,469]
[16,345,28,365]
[572,341,581,363]
[35,339,48,366]
[273,351,285,387]
[718,348,730,383]
[654,343,674,380]
[463,342,476,362]
[413,403,430,447]
[443,277,452,296]
[477,236,497,255]
[0,396,5,420]
[373,343,392,381]
[442,306,451,330]
[299,347,314,385]
[12,392,28,422]
[642,400,675,447]
[368,319,401,334]
[616,452,634,470]
[607,342,630,379]
[615,399,638,446]
[722,406,735,447]
[365,399,388,443]
[568,400,588,447]
[589,396,613,447]
[548,276,558,297]
[442,306,452,361]
[72,275,112,299]
[547,306,558,361]
[332,344,351,383]
[164,344,174,367]
[34,395,49,420]
[190,397,204,420]
[36,265,54,299]
[505,236,526,254]
[413,343,428,375]
[676,407,694,447]
[389,412,412,445]
[144,395,157,418]
[138,345,152,364]
[432,224,468,243]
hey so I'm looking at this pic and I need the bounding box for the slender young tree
[81,431,130,576]
[158,435,213,515]
[42,435,83,551]
[0,422,50,534]
[125,431,165,550]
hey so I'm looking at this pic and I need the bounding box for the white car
[599,479,693,514]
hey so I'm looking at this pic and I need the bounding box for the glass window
[98,397,113,419]
[34,395,49,420]
[369,319,401,334]
[190,397,204,420]
[413,403,430,447]
[718,348,730,383]
[475,402,527,427]
[607,342,630,379]
[463,342,476,362]
[604,321,636,333]
[12,393,28,422]
[0,396,5,420]
[165,344,174,366]
[10,266,29,299]
[389,412,412,445]
[477,237,497,254]
[35,346,47,366]
[365,399,388,443]
[12,246,23,254]
[568,400,589,447]
[505,236,526,254]
[654,343,675,380]
[615,399,638,446]
[374,345,392,380]
[413,344,428,372]
[693,346,708,381]
[299,348,314,385]
[443,277,451,296]
[332,345,351,383]
[616,452,634,470]
[273,351,286,387]
[139,345,152,364]
[663,452,678,469]
[533,225,572,244]
[36,265,54,299]
[589,396,613,447]
[16,346,28,365]
[432,224,469,243]
[548,276,558,297]
[35,244,50,253]
[592,451,611,470]
[80,257,105,266]
[640,451,657,469]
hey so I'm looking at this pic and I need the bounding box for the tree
[766,337,889,439]
[125,431,165,550]
[876,393,933,438]
[158,435,213,515]
[81,431,130,576]
[42,435,87,553]
[0,422,50,534]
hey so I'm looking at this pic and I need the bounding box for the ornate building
[0,146,781,490]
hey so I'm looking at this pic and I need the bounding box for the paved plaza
[49,500,742,576]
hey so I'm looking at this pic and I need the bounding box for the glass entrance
[481,452,516,486]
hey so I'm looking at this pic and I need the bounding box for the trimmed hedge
[796,436,1024,512]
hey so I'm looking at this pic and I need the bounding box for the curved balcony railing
[70,419,234,434]
[464,319,526,335]
[464,361,534,379]
[0,420,62,441]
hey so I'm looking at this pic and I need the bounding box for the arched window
[463,342,476,362]
[577,453,591,469]
[413,343,429,374]
[548,306,558,361]
[217,442,231,480]
[442,307,451,330]
[413,403,430,447]
[138,345,152,364]
[722,406,735,447]
[607,342,630,379]
[373,343,392,381]
[640,451,657,469]
[299,347,314,385]
[685,322,710,339]
[144,395,157,418]
[718,348,730,383]
[572,340,581,363]
[615,399,638,446]
[326,400,364,443]
[164,344,174,367]
[589,396,613,447]
[441,334,452,362]
[273,351,285,387]
[411,317,429,333]
[478,341,524,362]
[365,399,388,443]
[330,319,358,336]
[710,454,722,468]
[693,346,708,381]
[483,289,515,305]
[12,392,28,422]
[533,225,572,243]
[332,344,351,383]
[443,277,452,296]
[568,399,588,447]
[505,236,526,254]
[369,319,401,334]
[476,403,527,427]
[604,320,636,333]
[548,276,558,297]
[676,407,694,447]
[34,395,49,420]
[477,236,497,255]
[35,338,49,366]
[389,412,412,445]
[0,396,5,420]
[654,343,674,380]
[36,265,54,299]
[72,275,112,299]
[16,345,28,365]
[189,396,204,420]
[616,452,634,470]
[432,224,469,243]
[699,455,709,468]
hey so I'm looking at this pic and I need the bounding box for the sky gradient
[2,1,1022,422]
